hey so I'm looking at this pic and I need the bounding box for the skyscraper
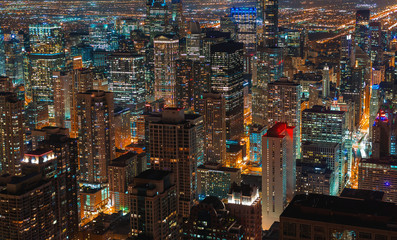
[372,111,391,159]
[210,41,244,140]
[36,134,79,239]
[77,90,115,223]
[227,183,262,240]
[109,52,146,111]
[264,0,279,47]
[355,9,370,55]
[25,24,65,127]
[145,0,170,39]
[147,108,203,219]
[302,106,348,190]
[249,124,267,166]
[0,92,24,176]
[230,7,257,54]
[359,157,397,203]
[197,162,241,200]
[252,46,283,126]
[154,34,179,107]
[267,78,301,157]
[109,151,146,214]
[170,0,185,37]
[77,90,115,185]
[0,173,56,240]
[262,122,295,230]
[129,169,178,239]
[198,92,227,164]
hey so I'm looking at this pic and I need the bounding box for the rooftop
[341,188,384,201]
[198,163,240,173]
[211,41,244,54]
[281,194,397,232]
[109,151,137,167]
[303,105,345,115]
[135,169,171,181]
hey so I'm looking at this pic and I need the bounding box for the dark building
[280,194,397,239]
[183,196,244,239]
[264,0,278,47]
[226,183,262,240]
[129,169,178,240]
[355,9,370,55]
[210,41,244,140]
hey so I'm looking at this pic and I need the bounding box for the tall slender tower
[25,24,65,128]
[264,0,279,47]
[198,92,227,164]
[262,122,295,230]
[154,35,179,107]
[147,108,203,219]
[109,52,146,111]
[355,9,370,55]
[77,90,115,185]
[267,78,301,157]
[0,92,24,176]
[210,41,244,140]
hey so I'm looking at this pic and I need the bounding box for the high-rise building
[322,64,330,98]
[109,151,146,214]
[220,15,237,40]
[198,92,226,164]
[89,23,118,51]
[358,157,397,203]
[296,162,336,196]
[33,134,79,239]
[0,92,24,176]
[129,169,178,239]
[53,68,94,138]
[262,122,295,230]
[154,34,179,107]
[186,21,202,60]
[1,31,25,86]
[252,46,283,126]
[25,24,65,127]
[263,0,278,47]
[340,34,354,89]
[109,52,146,111]
[355,9,370,55]
[77,90,115,223]
[372,111,391,159]
[197,162,241,200]
[280,194,397,239]
[369,21,383,64]
[0,173,56,240]
[267,78,301,157]
[170,0,185,36]
[175,58,202,111]
[302,106,347,144]
[145,0,170,39]
[210,41,244,140]
[369,84,380,139]
[147,108,203,219]
[227,183,262,240]
[302,106,348,189]
[183,196,244,239]
[301,142,340,173]
[77,90,115,185]
[230,7,257,54]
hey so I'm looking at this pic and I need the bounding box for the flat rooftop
[281,194,397,232]
[135,169,171,181]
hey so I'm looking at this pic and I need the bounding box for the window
[282,222,296,237]
[300,224,311,239]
